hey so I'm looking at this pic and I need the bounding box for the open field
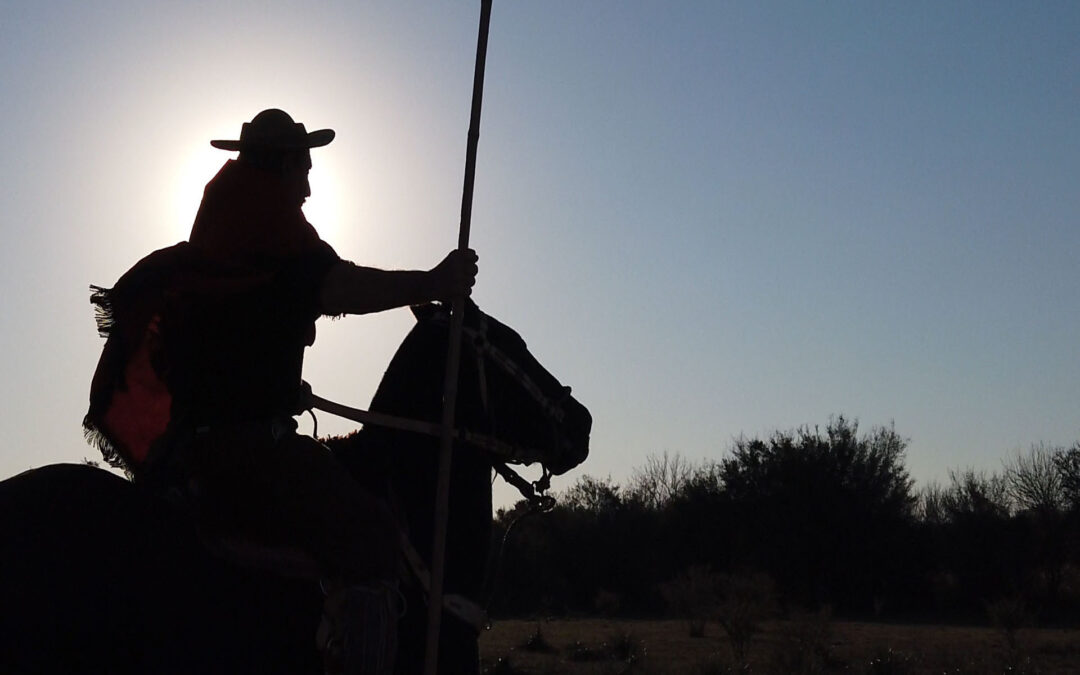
[479,618,1080,674]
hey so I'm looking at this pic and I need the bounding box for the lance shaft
[425,1,492,673]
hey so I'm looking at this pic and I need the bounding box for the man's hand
[430,249,479,299]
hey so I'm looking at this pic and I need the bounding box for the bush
[985,593,1032,654]
[660,565,720,637]
[605,628,646,664]
[773,607,835,675]
[715,572,777,665]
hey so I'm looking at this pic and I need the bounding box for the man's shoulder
[115,242,194,287]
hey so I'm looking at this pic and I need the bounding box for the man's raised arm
[319,249,478,316]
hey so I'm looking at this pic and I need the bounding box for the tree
[1002,443,1077,612]
[1004,443,1066,515]
[916,481,950,526]
[940,469,1012,520]
[626,451,692,510]
[561,474,623,514]
[1053,442,1080,513]
[929,469,1022,615]
[717,416,916,611]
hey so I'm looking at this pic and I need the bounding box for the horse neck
[360,320,493,576]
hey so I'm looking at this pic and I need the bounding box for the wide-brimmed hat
[210,108,335,152]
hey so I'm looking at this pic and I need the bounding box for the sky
[2,1,1077,509]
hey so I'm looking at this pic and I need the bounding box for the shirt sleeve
[274,238,341,323]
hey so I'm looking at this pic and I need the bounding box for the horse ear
[410,303,437,322]
[411,299,481,324]
[411,302,453,323]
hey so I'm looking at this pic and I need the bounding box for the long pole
[425,2,493,673]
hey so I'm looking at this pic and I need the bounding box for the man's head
[252,148,312,207]
[211,109,332,204]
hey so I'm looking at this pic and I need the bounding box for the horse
[0,300,591,674]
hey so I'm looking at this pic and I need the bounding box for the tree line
[489,416,1080,626]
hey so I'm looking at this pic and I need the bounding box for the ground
[478,618,1080,674]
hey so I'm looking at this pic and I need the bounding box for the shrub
[660,565,719,637]
[985,593,1032,654]
[715,571,777,665]
[773,607,835,675]
[605,628,646,664]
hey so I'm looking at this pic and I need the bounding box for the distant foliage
[489,416,1080,625]
[627,451,693,510]
[716,416,915,611]
[1054,443,1080,511]
[940,469,1012,520]
[561,474,624,514]
[1005,443,1067,514]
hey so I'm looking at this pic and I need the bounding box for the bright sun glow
[303,160,342,245]
[168,143,228,242]
[167,142,344,246]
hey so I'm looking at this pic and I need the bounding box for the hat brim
[210,128,335,152]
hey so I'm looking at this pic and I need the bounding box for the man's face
[282,150,313,207]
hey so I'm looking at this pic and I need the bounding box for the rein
[307,390,553,511]
[305,391,543,470]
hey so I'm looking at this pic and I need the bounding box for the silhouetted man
[85,108,478,674]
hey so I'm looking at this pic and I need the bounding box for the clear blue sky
[2,1,1077,508]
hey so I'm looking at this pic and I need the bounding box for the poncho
[84,160,339,473]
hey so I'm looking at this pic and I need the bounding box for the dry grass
[479,618,1080,674]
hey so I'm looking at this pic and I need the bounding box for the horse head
[405,300,591,478]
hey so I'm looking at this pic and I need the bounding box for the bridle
[466,315,574,422]
[462,312,569,505]
[464,313,570,428]
[306,309,573,507]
